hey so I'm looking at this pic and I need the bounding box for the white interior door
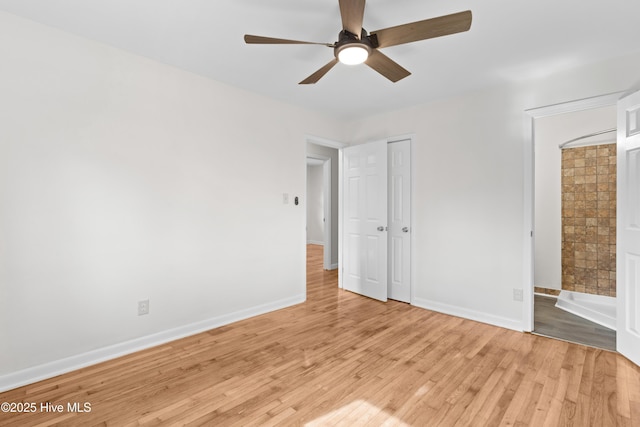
[617,89,640,366]
[388,140,411,302]
[342,140,388,302]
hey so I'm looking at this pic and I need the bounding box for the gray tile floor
[533,294,616,351]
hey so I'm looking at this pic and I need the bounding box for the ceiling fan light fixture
[245,4,472,84]
[337,44,369,65]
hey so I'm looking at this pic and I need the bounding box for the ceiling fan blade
[339,0,366,38]
[365,50,411,83]
[244,35,331,46]
[371,10,472,49]
[299,58,339,84]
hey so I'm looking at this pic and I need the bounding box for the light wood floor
[1,244,639,426]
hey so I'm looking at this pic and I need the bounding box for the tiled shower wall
[561,143,616,297]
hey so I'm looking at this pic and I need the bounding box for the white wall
[0,11,347,388]
[346,51,640,330]
[306,164,324,244]
[534,106,616,290]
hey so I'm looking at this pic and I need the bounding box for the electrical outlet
[138,299,149,316]
[513,289,523,302]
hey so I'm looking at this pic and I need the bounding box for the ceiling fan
[244,0,472,84]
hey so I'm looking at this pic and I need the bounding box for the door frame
[306,154,332,269]
[305,134,347,272]
[338,134,415,304]
[522,92,624,332]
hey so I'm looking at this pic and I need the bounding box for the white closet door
[342,140,388,302]
[388,140,411,302]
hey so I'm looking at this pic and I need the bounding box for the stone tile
[561,143,616,298]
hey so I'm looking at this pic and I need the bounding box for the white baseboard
[412,297,523,332]
[0,294,305,393]
[326,263,338,270]
[306,240,325,246]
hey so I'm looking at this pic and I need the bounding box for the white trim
[411,135,416,305]
[522,91,624,332]
[322,158,332,270]
[305,134,348,149]
[402,135,416,305]
[0,294,304,393]
[327,263,338,270]
[307,240,325,246]
[413,297,523,332]
[338,148,344,288]
[522,113,535,332]
[525,92,623,118]
[388,133,416,144]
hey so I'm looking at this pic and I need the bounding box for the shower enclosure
[556,135,617,330]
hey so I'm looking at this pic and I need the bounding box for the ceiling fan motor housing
[334,29,373,60]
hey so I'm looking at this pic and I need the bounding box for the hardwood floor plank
[1,244,639,426]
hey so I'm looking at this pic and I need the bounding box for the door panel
[388,140,411,302]
[342,141,388,301]
[617,89,640,366]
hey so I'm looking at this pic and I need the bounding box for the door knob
[377,226,385,231]
[402,227,409,233]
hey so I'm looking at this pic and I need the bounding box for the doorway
[524,93,620,350]
[306,155,331,268]
[306,136,345,272]
[532,105,617,350]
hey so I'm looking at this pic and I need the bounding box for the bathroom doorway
[532,103,617,349]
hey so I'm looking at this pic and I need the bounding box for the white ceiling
[1,0,639,120]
